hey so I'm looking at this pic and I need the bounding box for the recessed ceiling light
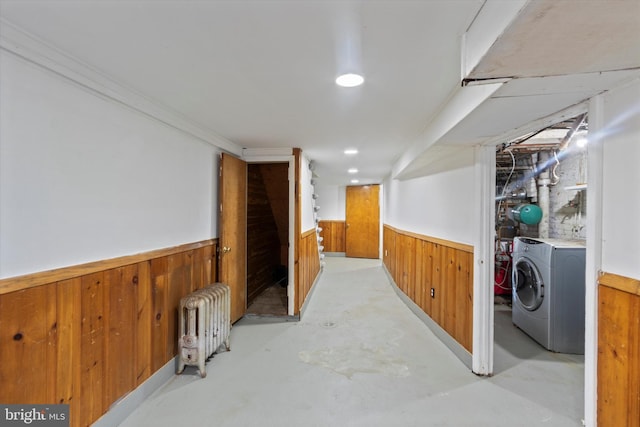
[336,73,364,88]
[344,148,358,155]
[348,168,358,174]
[350,179,360,184]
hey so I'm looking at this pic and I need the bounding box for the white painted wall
[300,154,316,232]
[548,144,588,240]
[0,51,220,278]
[384,147,475,245]
[598,78,640,280]
[314,184,346,220]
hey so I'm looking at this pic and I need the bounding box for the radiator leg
[198,361,207,378]
[176,361,185,375]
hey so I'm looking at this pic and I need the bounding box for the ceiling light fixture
[576,137,588,148]
[336,73,364,88]
[344,148,358,155]
[350,179,360,184]
[348,168,358,174]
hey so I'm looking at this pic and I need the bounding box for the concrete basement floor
[119,257,584,427]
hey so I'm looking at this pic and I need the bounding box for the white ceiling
[1,0,639,185]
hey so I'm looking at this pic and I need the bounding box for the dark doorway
[246,163,289,316]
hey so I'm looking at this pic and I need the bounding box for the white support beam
[461,0,528,79]
[392,82,504,180]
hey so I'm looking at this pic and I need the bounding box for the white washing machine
[511,237,586,354]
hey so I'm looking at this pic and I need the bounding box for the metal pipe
[537,151,551,238]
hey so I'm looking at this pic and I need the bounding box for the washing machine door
[512,257,544,311]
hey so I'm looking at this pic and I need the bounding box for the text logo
[1,405,69,426]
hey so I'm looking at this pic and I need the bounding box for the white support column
[583,95,604,427]
[472,144,496,375]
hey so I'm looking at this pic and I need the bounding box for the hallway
[119,257,583,427]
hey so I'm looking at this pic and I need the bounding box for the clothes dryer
[511,237,586,354]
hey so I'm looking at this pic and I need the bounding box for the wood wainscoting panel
[150,256,170,373]
[0,284,58,404]
[297,229,320,312]
[80,271,106,424]
[318,220,346,253]
[0,239,217,427]
[135,261,152,385]
[56,278,82,427]
[383,225,397,281]
[397,234,416,300]
[383,224,473,353]
[598,273,640,427]
[103,265,138,410]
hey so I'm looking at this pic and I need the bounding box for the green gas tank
[511,204,543,225]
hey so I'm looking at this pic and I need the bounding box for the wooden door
[346,185,380,258]
[219,153,247,323]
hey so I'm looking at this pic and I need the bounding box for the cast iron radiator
[176,283,231,378]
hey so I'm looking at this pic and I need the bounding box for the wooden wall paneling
[308,234,313,300]
[598,283,640,427]
[337,221,346,252]
[308,231,319,297]
[327,222,335,252]
[247,164,282,304]
[56,277,82,427]
[455,251,473,352]
[136,261,152,385]
[414,240,424,310]
[297,230,320,309]
[0,284,57,404]
[431,243,443,325]
[421,241,434,316]
[390,227,397,282]
[80,272,105,424]
[190,247,205,290]
[443,247,457,338]
[397,234,406,294]
[393,231,401,287]
[301,236,308,304]
[406,236,416,301]
[382,225,474,354]
[0,240,218,427]
[382,225,392,273]
[318,221,331,252]
[258,163,289,266]
[0,240,218,296]
[150,257,169,371]
[103,265,138,409]
[167,252,190,358]
[398,234,415,298]
[329,221,346,252]
[319,220,346,253]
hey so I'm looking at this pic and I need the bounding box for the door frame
[477,101,597,423]
[242,149,296,316]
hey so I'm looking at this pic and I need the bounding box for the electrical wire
[497,149,516,223]
[550,151,560,185]
[494,261,512,289]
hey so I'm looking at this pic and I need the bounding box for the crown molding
[0,18,242,156]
